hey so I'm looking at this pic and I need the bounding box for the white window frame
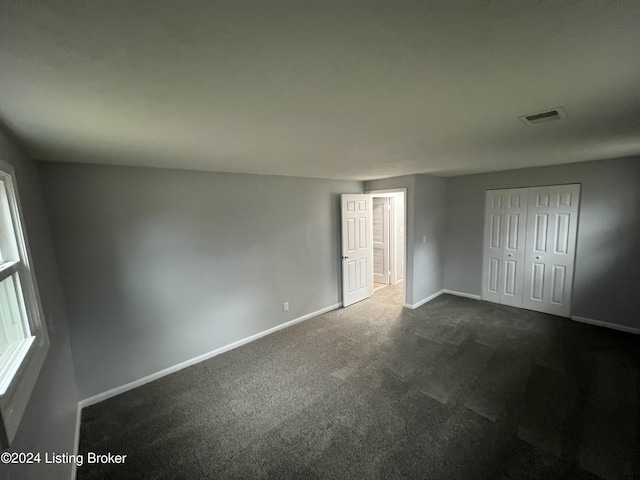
[0,158,49,449]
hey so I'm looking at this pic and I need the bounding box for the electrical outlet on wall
[283,302,289,312]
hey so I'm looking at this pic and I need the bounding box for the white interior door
[372,197,390,284]
[500,188,529,307]
[482,190,506,304]
[341,194,373,307]
[522,185,580,317]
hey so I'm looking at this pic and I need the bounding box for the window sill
[0,335,49,449]
[0,336,35,395]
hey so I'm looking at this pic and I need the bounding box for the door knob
[536,256,541,259]
[508,253,513,257]
[342,255,349,259]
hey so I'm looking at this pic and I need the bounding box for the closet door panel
[500,188,528,307]
[482,188,528,306]
[482,191,505,304]
[522,185,580,317]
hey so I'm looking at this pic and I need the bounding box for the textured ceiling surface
[1,1,639,180]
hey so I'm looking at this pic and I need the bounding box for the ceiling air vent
[520,107,567,125]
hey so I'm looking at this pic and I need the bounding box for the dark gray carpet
[78,284,640,479]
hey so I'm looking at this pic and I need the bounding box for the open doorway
[368,189,406,304]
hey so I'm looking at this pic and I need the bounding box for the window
[0,159,49,449]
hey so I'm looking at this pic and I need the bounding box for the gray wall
[365,174,446,306]
[444,156,640,329]
[413,174,447,303]
[0,130,78,480]
[38,163,361,399]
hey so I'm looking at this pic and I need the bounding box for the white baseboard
[79,302,341,408]
[571,315,640,335]
[71,402,81,480]
[442,290,482,300]
[404,290,444,309]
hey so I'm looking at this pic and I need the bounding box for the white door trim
[366,188,407,306]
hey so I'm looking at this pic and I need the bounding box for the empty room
[0,1,639,479]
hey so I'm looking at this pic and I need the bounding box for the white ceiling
[1,1,639,180]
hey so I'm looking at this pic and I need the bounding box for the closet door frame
[481,184,580,318]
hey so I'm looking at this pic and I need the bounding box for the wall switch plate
[283,302,289,312]
[422,235,427,243]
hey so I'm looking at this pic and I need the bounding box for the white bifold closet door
[482,189,528,308]
[482,184,580,317]
[522,185,580,316]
